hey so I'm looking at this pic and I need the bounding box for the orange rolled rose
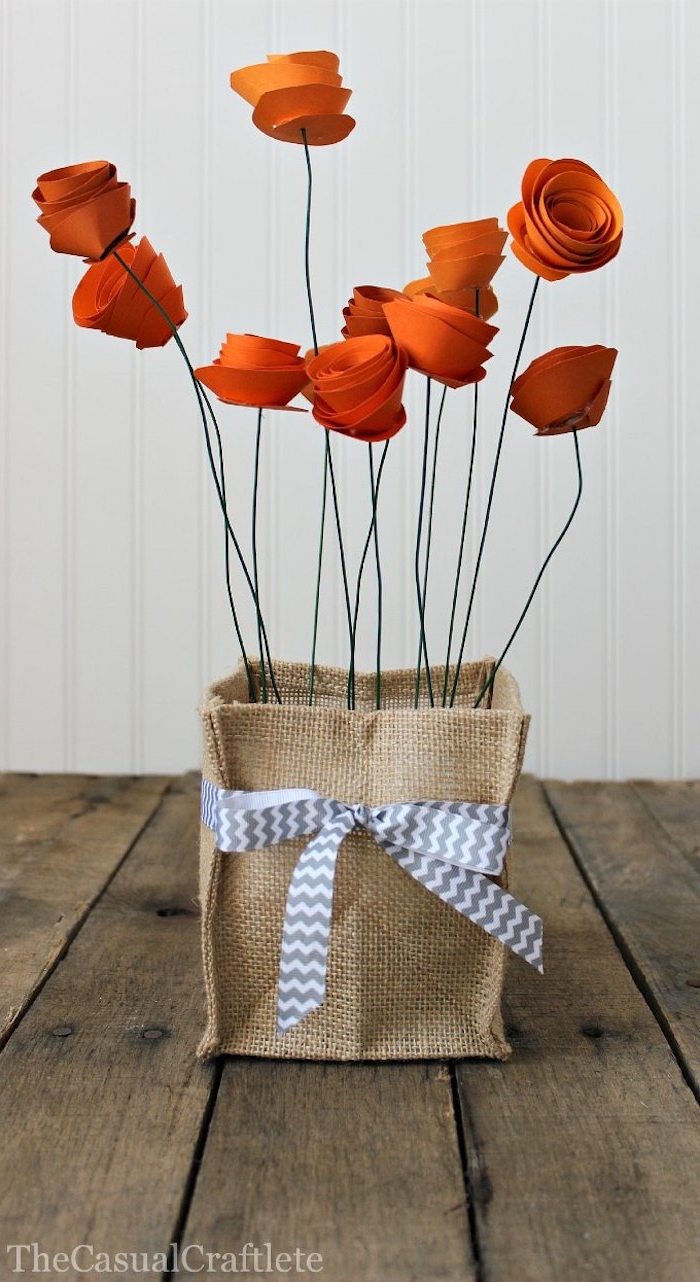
[306,335,408,442]
[383,294,497,388]
[402,275,499,322]
[33,160,136,261]
[510,345,618,436]
[230,51,355,146]
[423,217,507,292]
[508,158,623,281]
[195,334,308,410]
[341,285,403,339]
[72,237,186,349]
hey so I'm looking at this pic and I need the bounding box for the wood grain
[0,773,214,1276]
[0,772,170,1045]
[182,1059,476,1282]
[544,778,700,1097]
[455,776,700,1282]
[630,780,700,874]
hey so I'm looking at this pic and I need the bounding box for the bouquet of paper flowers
[34,50,622,1061]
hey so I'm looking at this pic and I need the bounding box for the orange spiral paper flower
[195,335,308,410]
[383,294,497,388]
[510,345,618,436]
[230,51,355,145]
[307,335,408,442]
[33,160,136,261]
[402,275,499,322]
[423,218,507,293]
[508,158,623,281]
[72,237,187,349]
[341,285,403,338]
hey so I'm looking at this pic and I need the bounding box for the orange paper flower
[383,294,497,388]
[230,51,355,146]
[508,158,623,281]
[423,218,507,292]
[33,160,136,261]
[72,237,187,349]
[195,334,308,410]
[341,285,403,338]
[306,335,408,442]
[403,276,498,322]
[510,345,618,435]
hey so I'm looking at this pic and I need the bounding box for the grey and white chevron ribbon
[201,780,543,1034]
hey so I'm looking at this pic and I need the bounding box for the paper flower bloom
[423,218,507,292]
[510,345,618,435]
[403,276,498,322]
[195,334,308,410]
[306,335,408,442]
[72,237,187,349]
[341,285,403,338]
[33,160,136,261]
[383,294,497,388]
[508,158,623,281]
[230,51,355,146]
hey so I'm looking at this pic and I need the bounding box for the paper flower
[402,276,498,322]
[508,158,623,281]
[72,237,186,349]
[383,294,497,388]
[423,218,507,292]
[33,160,136,261]
[195,334,308,410]
[510,345,618,435]
[230,51,355,146]
[341,285,403,338]
[306,335,408,442]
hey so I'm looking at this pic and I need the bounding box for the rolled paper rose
[195,334,308,410]
[72,236,187,349]
[403,276,498,322]
[230,50,355,145]
[33,160,136,261]
[341,285,403,339]
[383,294,497,388]
[510,345,618,436]
[306,334,408,442]
[423,217,507,292]
[508,158,623,281]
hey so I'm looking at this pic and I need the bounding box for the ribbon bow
[201,781,543,1034]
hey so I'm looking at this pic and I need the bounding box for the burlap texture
[198,657,529,1061]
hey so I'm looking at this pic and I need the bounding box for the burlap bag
[198,657,529,1060]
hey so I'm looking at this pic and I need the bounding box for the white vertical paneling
[615,0,675,776]
[3,0,698,777]
[6,0,78,768]
[681,0,699,775]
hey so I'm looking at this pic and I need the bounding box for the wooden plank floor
[1,772,699,1281]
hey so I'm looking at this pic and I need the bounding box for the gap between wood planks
[542,779,700,1106]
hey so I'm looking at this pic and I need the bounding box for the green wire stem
[113,249,284,704]
[473,427,584,708]
[251,408,268,703]
[449,275,540,707]
[301,128,355,708]
[414,377,435,708]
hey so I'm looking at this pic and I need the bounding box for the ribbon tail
[276,814,353,1034]
[389,846,543,973]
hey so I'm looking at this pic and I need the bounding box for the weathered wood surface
[182,1060,475,1282]
[457,776,700,1282]
[630,779,700,874]
[0,772,169,1045]
[0,773,214,1279]
[545,779,700,1099]
[0,772,699,1282]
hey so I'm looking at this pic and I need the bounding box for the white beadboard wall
[1,0,698,778]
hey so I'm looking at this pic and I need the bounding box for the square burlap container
[198,657,529,1061]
